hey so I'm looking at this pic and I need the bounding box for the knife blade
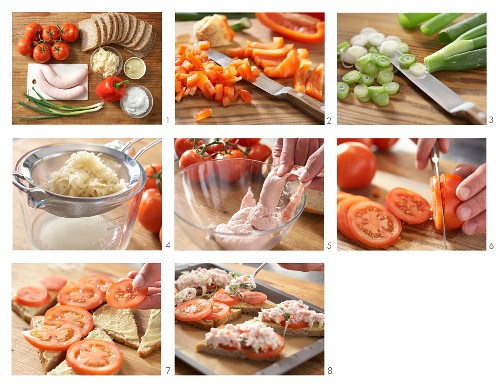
[389,51,486,125]
[207,49,325,123]
[429,142,448,250]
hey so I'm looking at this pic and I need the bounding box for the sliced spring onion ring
[337,42,350,58]
[380,40,398,57]
[398,42,409,54]
[383,82,400,95]
[384,35,401,44]
[398,54,416,69]
[377,69,394,85]
[342,70,362,84]
[368,86,385,97]
[368,32,385,46]
[364,61,378,75]
[371,91,390,107]
[337,82,350,100]
[358,73,375,86]
[354,84,371,102]
[409,63,427,77]
[360,27,378,36]
[342,46,368,65]
[375,55,391,69]
[350,34,368,47]
[368,46,380,54]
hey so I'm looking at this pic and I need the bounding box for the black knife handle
[456,105,487,125]
[282,88,325,124]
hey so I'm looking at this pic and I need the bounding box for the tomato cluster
[138,164,162,239]
[17,22,79,63]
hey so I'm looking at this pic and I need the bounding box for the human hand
[126,263,161,309]
[278,263,324,272]
[272,138,324,191]
[453,163,486,235]
[413,138,452,170]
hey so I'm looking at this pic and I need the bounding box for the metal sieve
[13,138,161,218]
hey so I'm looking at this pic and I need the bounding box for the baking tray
[175,263,325,375]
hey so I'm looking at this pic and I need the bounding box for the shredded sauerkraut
[44,151,126,197]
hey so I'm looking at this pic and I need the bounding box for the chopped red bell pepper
[305,63,324,101]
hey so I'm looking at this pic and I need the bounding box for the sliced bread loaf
[78,18,101,51]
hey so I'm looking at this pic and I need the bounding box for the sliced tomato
[347,200,402,248]
[39,274,67,291]
[106,279,148,309]
[45,305,94,337]
[43,318,78,330]
[202,301,230,320]
[337,191,354,204]
[57,282,104,310]
[14,286,50,307]
[386,187,432,225]
[280,320,309,329]
[431,174,464,231]
[175,299,212,321]
[78,274,114,293]
[66,339,123,375]
[241,291,268,305]
[23,323,82,351]
[212,289,241,307]
[337,195,370,240]
[255,13,325,43]
[242,332,285,359]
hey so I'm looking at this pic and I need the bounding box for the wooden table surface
[12,263,161,375]
[175,263,324,375]
[12,138,162,250]
[175,17,324,125]
[12,12,162,125]
[337,13,487,125]
[338,140,486,250]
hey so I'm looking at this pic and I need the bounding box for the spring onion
[380,40,398,57]
[398,13,439,29]
[368,46,380,54]
[375,55,391,69]
[371,90,390,107]
[342,70,361,84]
[342,46,368,65]
[424,35,487,73]
[455,23,486,41]
[377,69,394,85]
[337,41,350,58]
[384,35,401,44]
[437,13,486,44]
[337,82,350,99]
[368,32,385,46]
[409,63,427,77]
[383,82,400,95]
[398,54,416,69]
[364,61,378,76]
[368,86,385,97]
[354,84,371,102]
[360,27,378,36]
[424,47,486,73]
[351,34,368,47]
[17,89,104,120]
[358,74,375,86]
[398,42,409,53]
[420,13,463,36]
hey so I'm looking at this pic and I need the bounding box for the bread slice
[181,308,241,330]
[137,309,161,357]
[232,300,274,316]
[195,340,279,361]
[93,304,140,349]
[125,19,146,48]
[91,14,107,46]
[29,316,66,372]
[78,18,101,51]
[133,22,153,51]
[125,32,156,58]
[47,327,114,376]
[123,14,138,46]
[12,290,58,323]
[111,13,123,43]
[117,13,130,43]
[261,321,324,337]
[108,13,119,43]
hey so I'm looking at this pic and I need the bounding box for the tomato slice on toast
[241,291,267,305]
[202,301,230,321]
[23,323,82,351]
[39,275,67,291]
[14,286,50,307]
[66,339,123,375]
[45,305,94,337]
[78,274,114,293]
[280,320,309,329]
[58,282,104,310]
[212,289,241,306]
[242,332,285,359]
[175,299,212,321]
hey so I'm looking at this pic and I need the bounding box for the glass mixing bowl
[174,159,306,250]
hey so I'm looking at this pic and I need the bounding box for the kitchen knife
[390,51,486,125]
[429,142,448,250]
[207,49,325,123]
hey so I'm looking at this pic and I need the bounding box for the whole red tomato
[247,142,272,162]
[137,188,162,233]
[18,37,34,56]
[60,23,79,43]
[215,149,246,182]
[42,25,60,44]
[25,23,43,41]
[174,138,206,158]
[51,42,70,60]
[179,149,210,170]
[373,138,398,151]
[337,142,376,190]
[33,43,52,63]
[337,138,373,147]
[144,163,162,191]
[229,138,261,147]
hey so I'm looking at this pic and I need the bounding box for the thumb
[132,263,161,289]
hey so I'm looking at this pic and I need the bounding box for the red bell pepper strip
[293,58,312,93]
[305,63,324,101]
[255,13,325,43]
[95,76,128,102]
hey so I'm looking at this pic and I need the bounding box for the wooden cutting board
[337,13,487,125]
[11,263,161,375]
[338,144,486,251]
[175,17,324,125]
[12,12,162,125]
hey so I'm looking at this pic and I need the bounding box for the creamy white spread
[225,273,256,296]
[175,287,197,306]
[175,267,232,296]
[258,300,324,328]
[205,319,280,353]
[92,47,120,77]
